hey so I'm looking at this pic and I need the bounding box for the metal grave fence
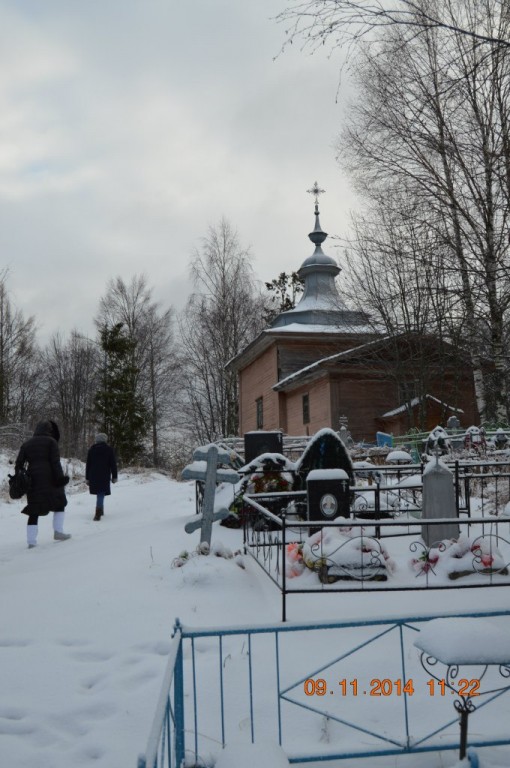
[242,493,510,622]
[138,610,510,768]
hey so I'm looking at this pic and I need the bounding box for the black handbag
[8,466,32,499]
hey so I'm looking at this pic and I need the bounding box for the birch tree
[179,218,266,443]
[278,0,510,55]
[339,0,510,421]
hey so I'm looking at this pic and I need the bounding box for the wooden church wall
[330,374,397,441]
[277,338,354,381]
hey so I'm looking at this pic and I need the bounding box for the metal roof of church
[271,188,369,330]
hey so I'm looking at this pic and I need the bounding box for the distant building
[228,192,478,441]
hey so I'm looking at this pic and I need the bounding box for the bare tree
[41,331,100,457]
[0,273,39,426]
[142,304,182,466]
[96,275,152,382]
[95,275,180,465]
[338,1,510,421]
[179,218,266,443]
[342,194,471,428]
[278,0,510,57]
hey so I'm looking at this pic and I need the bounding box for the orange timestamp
[304,678,481,697]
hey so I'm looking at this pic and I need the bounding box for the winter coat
[15,421,68,517]
[86,442,117,495]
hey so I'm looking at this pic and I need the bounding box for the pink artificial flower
[286,542,303,562]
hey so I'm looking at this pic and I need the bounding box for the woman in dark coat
[15,420,70,548]
[85,433,118,520]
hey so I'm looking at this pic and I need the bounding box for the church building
[228,188,479,441]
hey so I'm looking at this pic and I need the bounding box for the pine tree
[263,271,304,323]
[94,323,149,465]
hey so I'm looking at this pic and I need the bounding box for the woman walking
[15,420,70,548]
[85,433,118,520]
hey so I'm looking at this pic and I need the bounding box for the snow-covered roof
[381,394,464,419]
[226,320,375,374]
[273,337,390,391]
[266,322,376,335]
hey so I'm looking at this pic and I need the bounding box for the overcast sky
[1,1,355,343]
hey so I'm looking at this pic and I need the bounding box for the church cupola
[272,182,355,328]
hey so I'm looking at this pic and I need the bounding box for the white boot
[53,512,71,541]
[27,525,38,548]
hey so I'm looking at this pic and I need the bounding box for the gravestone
[307,468,350,533]
[446,415,461,431]
[244,431,283,463]
[425,426,451,456]
[338,425,354,448]
[295,428,354,490]
[421,455,459,547]
[494,428,509,450]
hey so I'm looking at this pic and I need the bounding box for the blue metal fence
[137,628,184,768]
[138,610,510,768]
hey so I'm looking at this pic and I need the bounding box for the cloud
[0,1,356,344]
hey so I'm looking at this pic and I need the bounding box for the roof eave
[273,369,328,393]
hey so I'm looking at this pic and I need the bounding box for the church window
[256,397,263,429]
[302,393,310,424]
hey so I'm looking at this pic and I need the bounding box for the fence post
[465,469,471,517]
[281,513,287,623]
[455,460,460,514]
[375,479,381,539]
[174,627,185,767]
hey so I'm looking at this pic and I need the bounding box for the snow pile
[300,526,396,577]
[386,450,413,464]
[411,533,508,578]
[215,741,289,768]
[415,617,510,665]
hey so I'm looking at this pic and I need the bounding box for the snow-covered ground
[0,453,509,768]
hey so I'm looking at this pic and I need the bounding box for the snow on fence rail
[138,610,510,768]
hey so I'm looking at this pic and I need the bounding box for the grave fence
[242,493,510,623]
[137,610,510,768]
[234,459,510,519]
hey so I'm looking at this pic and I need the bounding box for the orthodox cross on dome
[307,181,325,208]
[306,181,328,246]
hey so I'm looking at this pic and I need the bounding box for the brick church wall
[238,345,280,434]
[285,378,332,436]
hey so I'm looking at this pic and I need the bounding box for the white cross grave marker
[182,444,240,547]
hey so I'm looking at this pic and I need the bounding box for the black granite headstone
[295,428,354,490]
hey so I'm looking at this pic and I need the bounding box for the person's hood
[33,420,60,441]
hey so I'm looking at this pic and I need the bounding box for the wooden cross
[182,445,240,547]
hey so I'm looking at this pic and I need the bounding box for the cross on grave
[181,445,240,547]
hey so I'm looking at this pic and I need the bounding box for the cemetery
[138,423,510,768]
[234,427,510,620]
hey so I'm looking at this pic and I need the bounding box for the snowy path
[0,469,509,767]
